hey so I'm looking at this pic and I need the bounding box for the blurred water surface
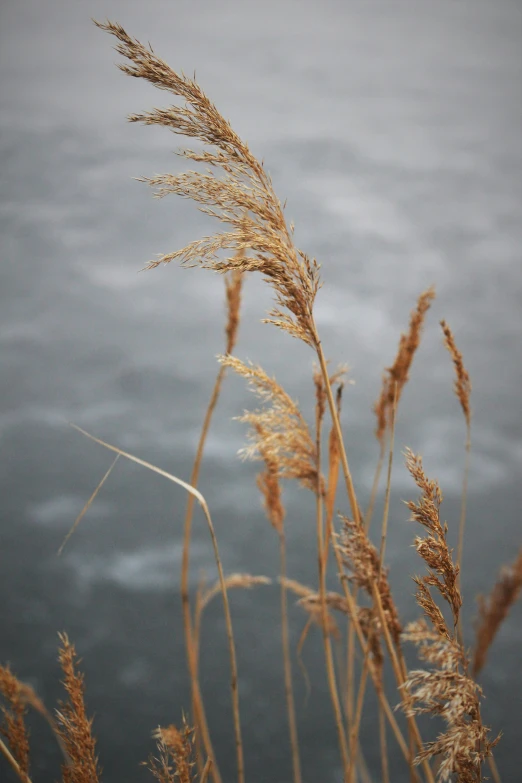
[1,1,521,781]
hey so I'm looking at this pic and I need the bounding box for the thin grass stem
[315,401,351,780]
[181,362,228,783]
[456,424,471,646]
[379,697,390,783]
[0,738,32,783]
[279,531,302,783]
[348,659,368,782]
[348,384,398,780]
[378,382,398,576]
[70,425,245,783]
[312,328,432,781]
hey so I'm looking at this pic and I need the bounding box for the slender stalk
[345,619,355,740]
[488,754,502,783]
[365,442,386,534]
[313,332,361,530]
[181,362,228,783]
[345,440,385,741]
[279,530,302,783]
[378,382,398,576]
[309,335,433,782]
[70,425,245,783]
[335,565,420,778]
[371,584,434,783]
[379,699,390,783]
[0,738,31,783]
[180,268,242,782]
[348,661,368,782]
[456,424,471,645]
[57,454,120,556]
[200,758,213,783]
[315,398,351,780]
[349,385,398,780]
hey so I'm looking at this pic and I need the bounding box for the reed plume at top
[93,20,321,350]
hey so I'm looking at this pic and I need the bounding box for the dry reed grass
[2,18,518,783]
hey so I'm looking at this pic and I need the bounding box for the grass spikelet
[218,356,321,492]
[0,665,31,782]
[374,286,435,444]
[402,621,498,782]
[403,453,499,780]
[439,320,471,430]
[54,633,101,783]
[472,548,522,676]
[404,449,462,631]
[337,514,402,646]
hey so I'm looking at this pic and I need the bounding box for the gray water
[1,1,521,781]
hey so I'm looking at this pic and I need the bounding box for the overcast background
[1,1,521,781]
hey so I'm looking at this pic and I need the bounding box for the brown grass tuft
[0,665,31,782]
[472,548,522,676]
[146,718,200,783]
[54,633,101,783]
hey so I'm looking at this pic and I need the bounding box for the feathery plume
[374,287,435,443]
[95,20,321,347]
[402,621,498,782]
[219,356,321,493]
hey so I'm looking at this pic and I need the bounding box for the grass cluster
[2,19,521,783]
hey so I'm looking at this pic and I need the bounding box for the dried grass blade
[57,454,120,556]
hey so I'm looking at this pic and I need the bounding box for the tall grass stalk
[179,264,243,783]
